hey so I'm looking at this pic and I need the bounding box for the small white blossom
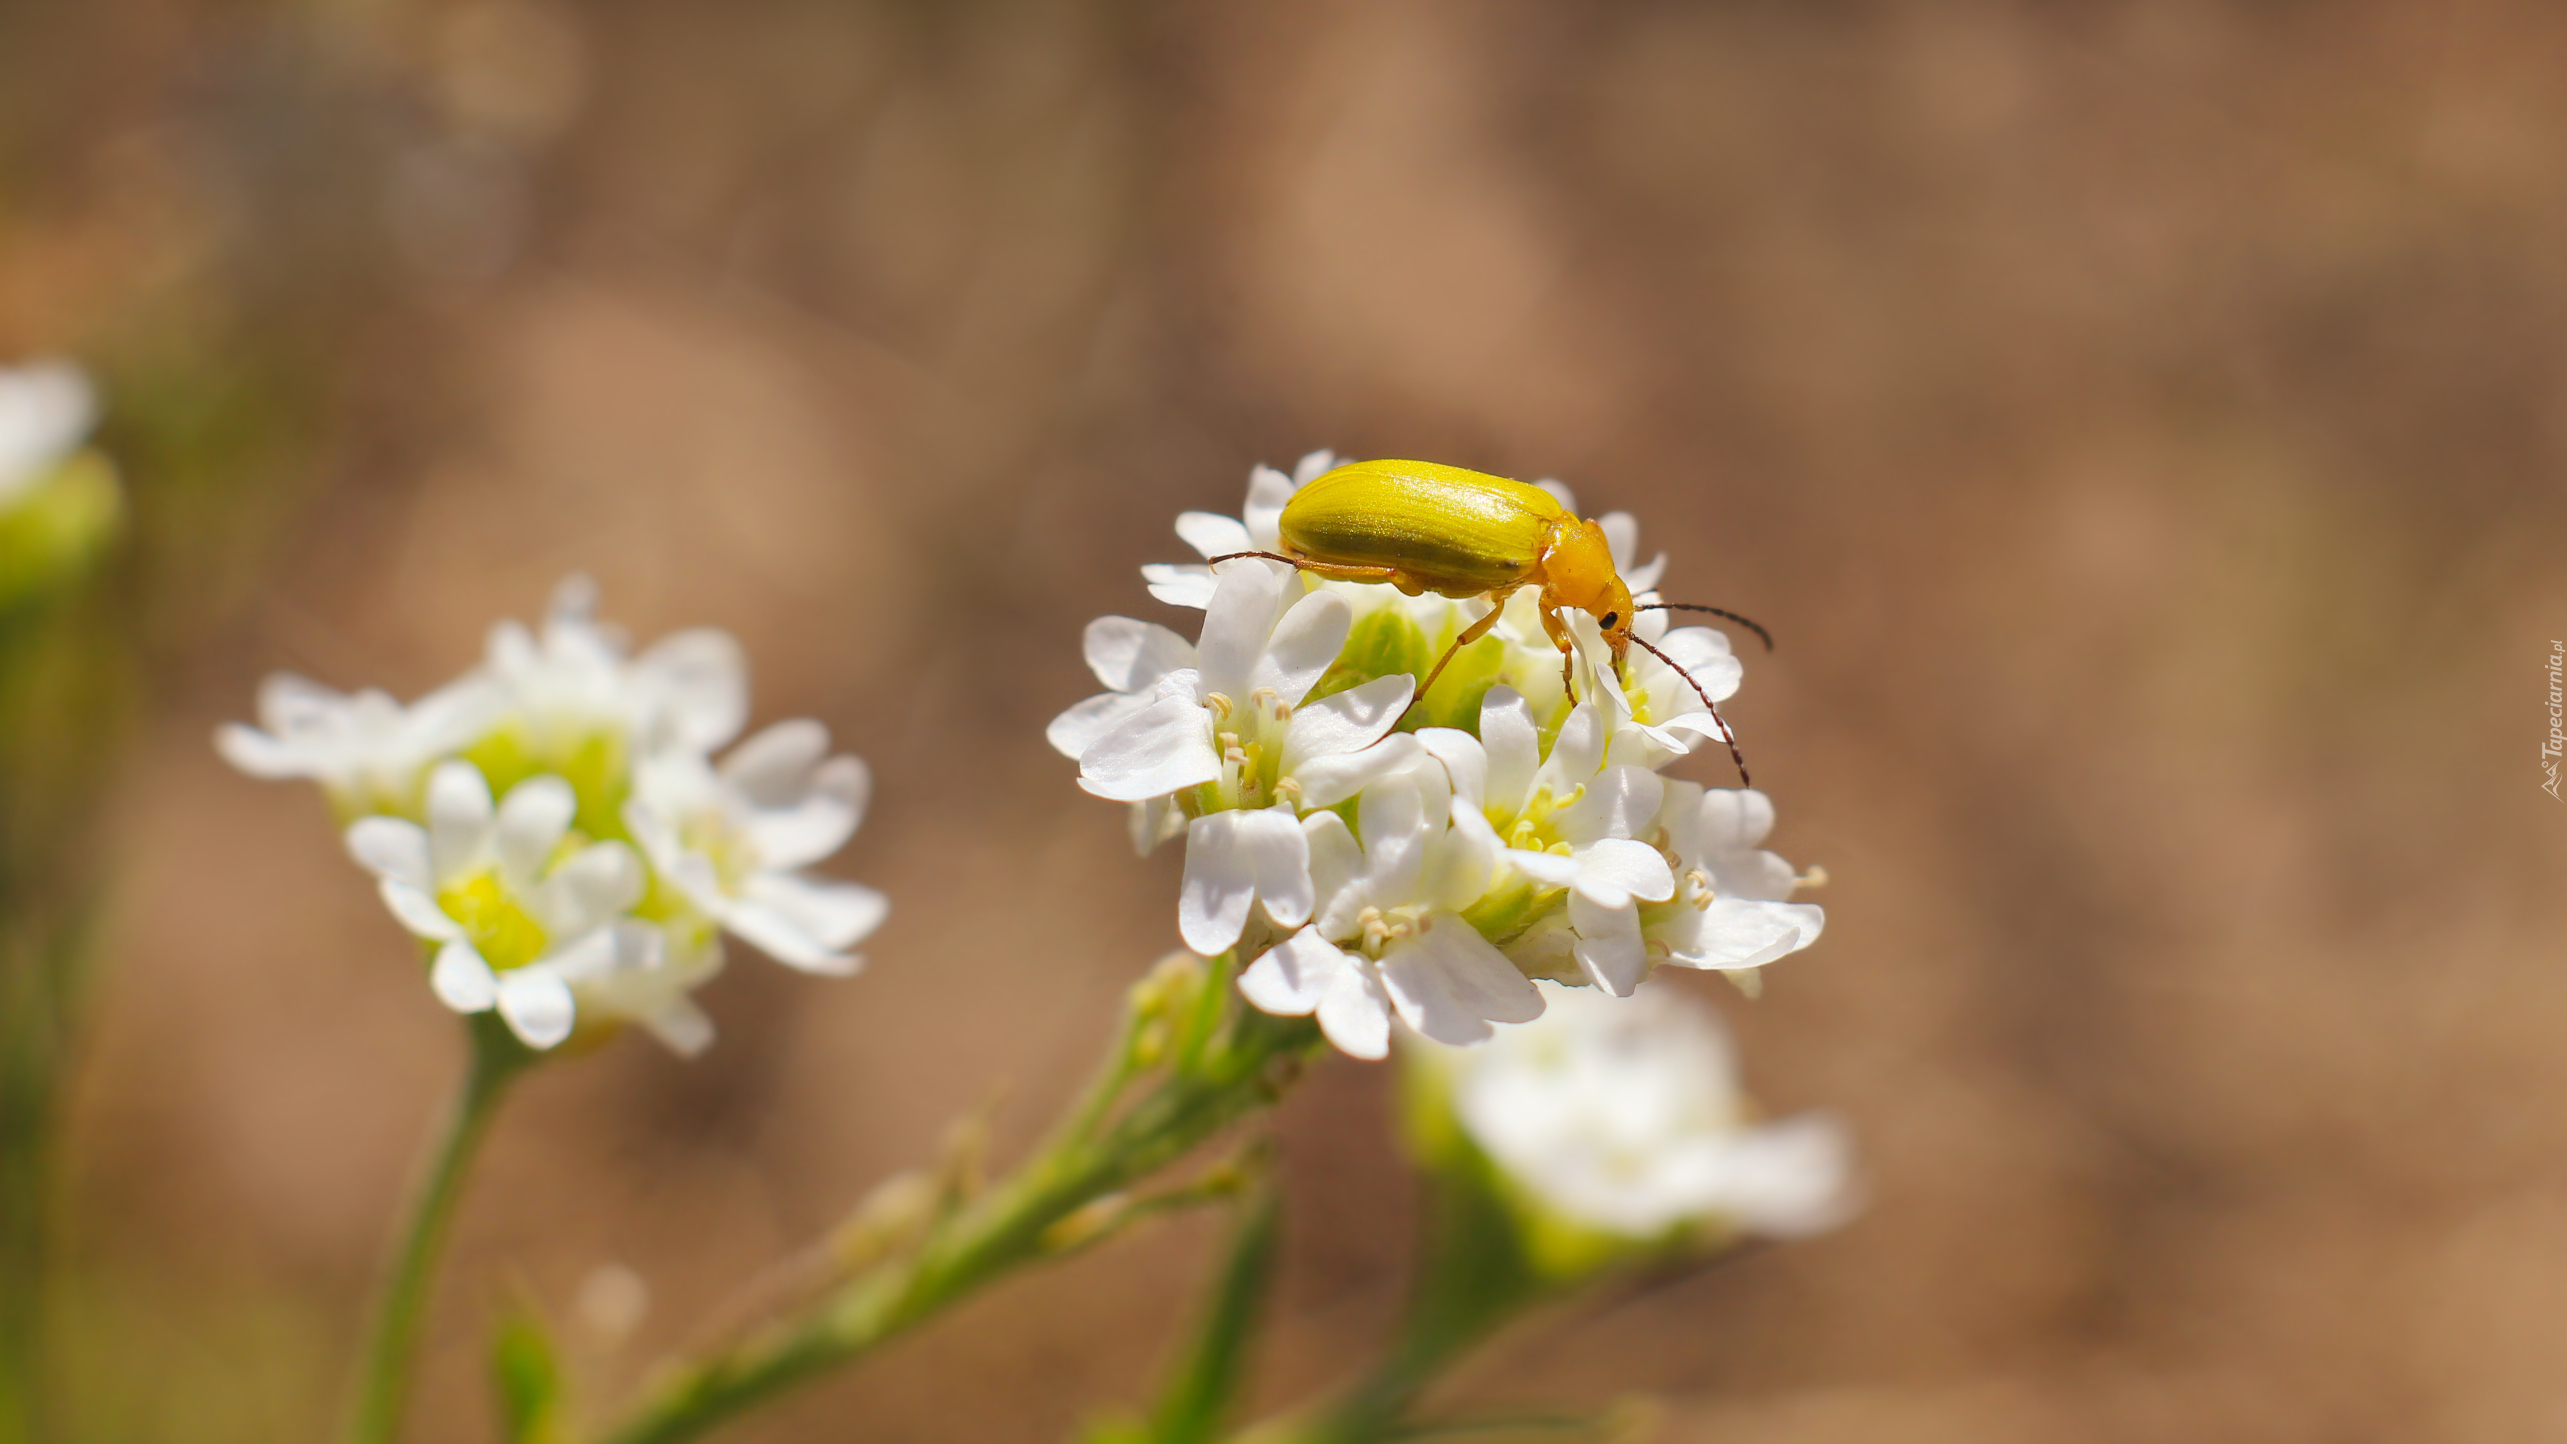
[0,359,92,508]
[216,673,501,818]
[1059,562,1415,955]
[625,720,887,976]
[1644,784,1826,974]
[1429,981,1855,1240]
[1062,453,1820,1055]
[223,579,883,1057]
[345,760,671,1050]
[1238,765,1540,1058]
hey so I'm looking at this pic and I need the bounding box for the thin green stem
[347,1015,532,1444]
[1147,1182,1281,1444]
[595,965,1316,1444]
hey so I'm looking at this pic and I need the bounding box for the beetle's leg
[1205,551,1409,588]
[1398,588,1518,726]
[1535,600,1579,705]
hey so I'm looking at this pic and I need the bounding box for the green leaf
[490,1303,568,1444]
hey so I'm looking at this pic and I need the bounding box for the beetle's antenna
[1638,603,1773,652]
[1627,632,1751,788]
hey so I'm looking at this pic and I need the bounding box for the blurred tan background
[5,0,2566,1439]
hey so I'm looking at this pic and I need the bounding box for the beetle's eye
[1601,611,1619,629]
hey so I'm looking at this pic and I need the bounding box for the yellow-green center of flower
[439,872,550,972]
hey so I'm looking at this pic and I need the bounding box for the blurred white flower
[222,579,884,1058]
[1432,981,1855,1240]
[626,719,887,976]
[1238,766,1541,1058]
[217,673,501,818]
[346,760,672,1050]
[0,358,92,508]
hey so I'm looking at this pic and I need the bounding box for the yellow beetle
[1210,458,1769,783]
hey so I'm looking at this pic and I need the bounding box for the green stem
[1239,1170,1549,1444]
[347,1014,532,1444]
[1148,1183,1281,1444]
[596,964,1316,1444]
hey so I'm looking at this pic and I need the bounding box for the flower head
[0,359,121,613]
[220,578,883,1055]
[1055,452,1822,1057]
[1423,980,1856,1241]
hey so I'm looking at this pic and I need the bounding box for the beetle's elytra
[1209,458,1767,785]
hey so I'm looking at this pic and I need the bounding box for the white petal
[1302,811,1364,929]
[1279,673,1411,773]
[1253,591,1354,706]
[1315,963,1393,1060]
[1236,926,1348,1016]
[1533,477,1577,513]
[424,760,495,883]
[744,754,869,870]
[1128,794,1180,856]
[1142,564,1219,609]
[1551,765,1665,848]
[750,872,888,952]
[1571,838,1676,909]
[1568,893,1650,996]
[1413,728,1487,809]
[641,998,717,1057]
[1178,811,1258,955]
[1195,563,1291,702]
[378,879,463,941]
[1380,915,1544,1045]
[1478,688,1540,815]
[1076,696,1219,802]
[1599,511,1639,570]
[215,723,311,779]
[1354,774,1430,902]
[539,841,646,937]
[1426,798,1502,911]
[346,817,433,890]
[1048,690,1156,761]
[1504,848,1581,888]
[429,941,499,1012]
[493,775,577,889]
[1713,1113,1860,1237]
[496,968,577,1049]
[1081,616,1198,693]
[733,873,886,972]
[1174,510,1254,561]
[638,628,749,753]
[719,719,828,802]
[1661,899,1825,971]
[1290,733,1424,810]
[1535,705,1606,799]
[1290,450,1337,485]
[1242,464,1301,550]
[1699,788,1778,852]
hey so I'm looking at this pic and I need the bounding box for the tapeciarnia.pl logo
[2546,640,2564,801]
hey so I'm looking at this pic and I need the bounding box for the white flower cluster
[1420,980,1855,1240]
[220,578,885,1054]
[1051,453,1825,1059]
[0,358,93,510]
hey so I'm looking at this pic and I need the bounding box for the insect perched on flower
[1208,458,1772,782]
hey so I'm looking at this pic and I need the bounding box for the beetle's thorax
[1537,517,1631,638]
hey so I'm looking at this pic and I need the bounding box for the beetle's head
[1546,518,1636,656]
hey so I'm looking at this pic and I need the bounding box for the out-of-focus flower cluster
[1052,453,1825,1058]
[0,359,123,613]
[220,579,885,1054]
[1411,980,1854,1255]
